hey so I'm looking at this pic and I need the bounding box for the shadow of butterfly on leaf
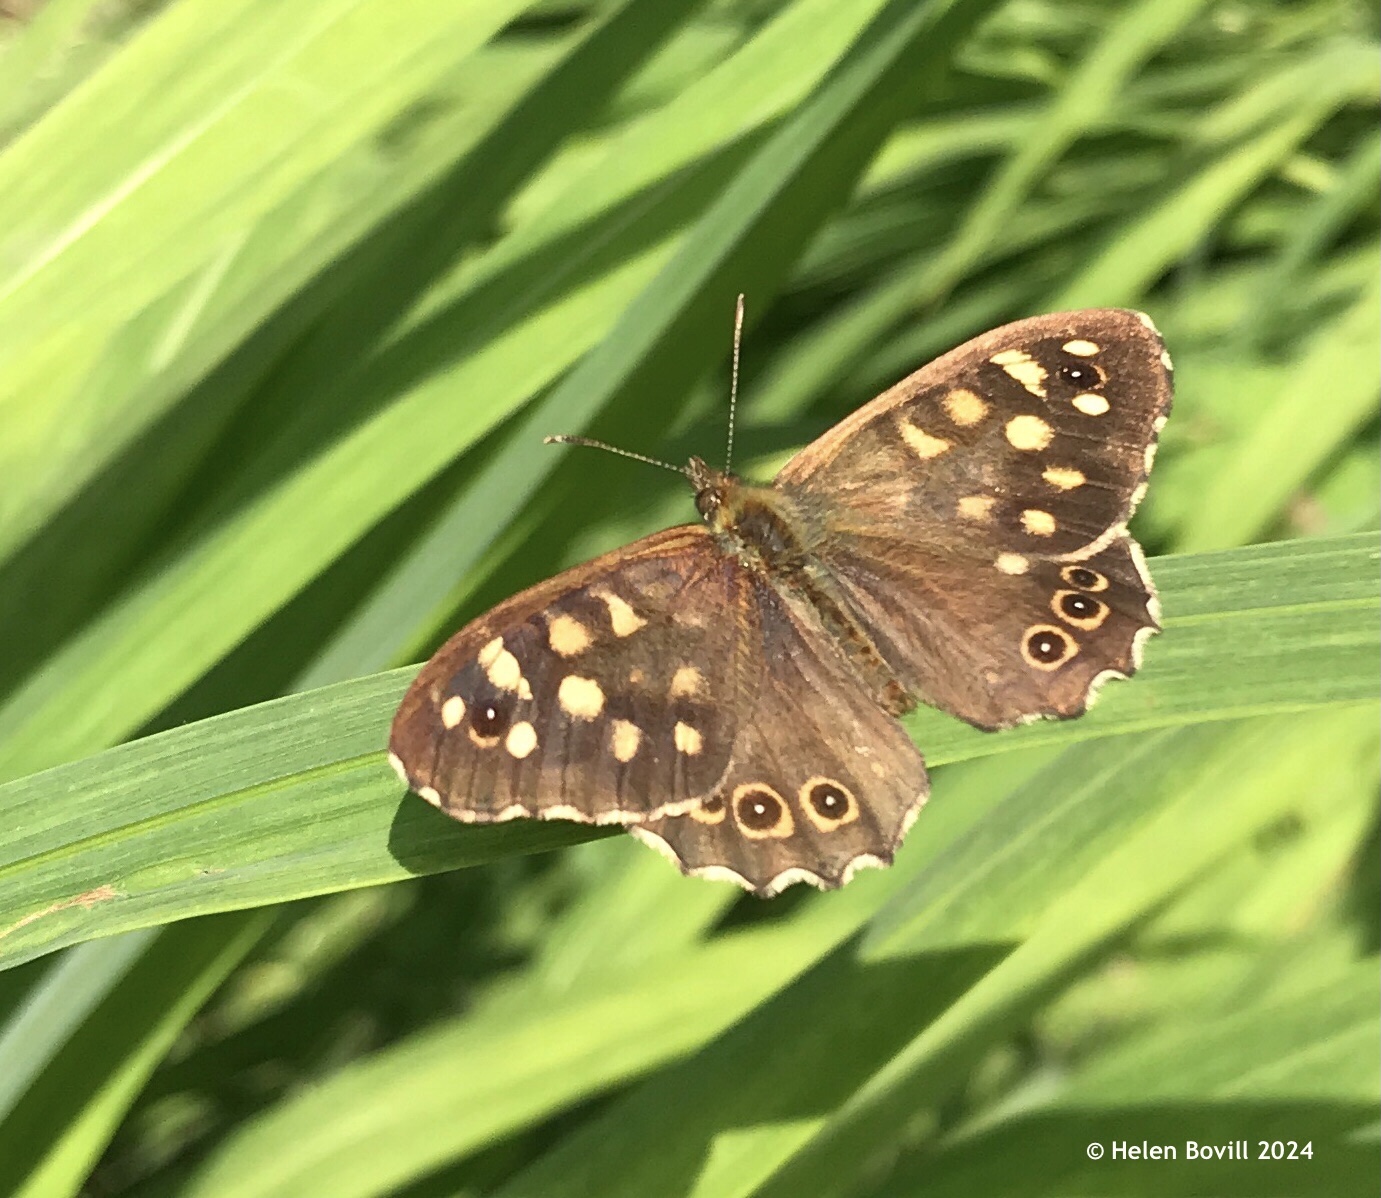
[389,305,1171,896]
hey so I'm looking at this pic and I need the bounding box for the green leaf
[923,0,1211,302]
[178,920,854,1198]
[911,946,1378,1196]
[0,914,268,1198]
[0,535,1373,972]
[1178,276,1381,550]
[0,0,533,558]
[1048,40,1379,308]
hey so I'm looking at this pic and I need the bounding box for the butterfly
[389,307,1172,896]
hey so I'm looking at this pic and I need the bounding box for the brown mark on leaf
[0,884,122,942]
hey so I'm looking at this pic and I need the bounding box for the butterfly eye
[694,489,722,522]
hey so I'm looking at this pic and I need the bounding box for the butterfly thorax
[687,456,914,717]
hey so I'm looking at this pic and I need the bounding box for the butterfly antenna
[543,434,686,476]
[725,293,745,473]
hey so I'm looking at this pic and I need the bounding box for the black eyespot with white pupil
[1065,566,1100,589]
[800,778,859,831]
[1026,628,1072,665]
[1060,593,1100,620]
[808,782,848,819]
[736,788,783,831]
[469,696,512,738]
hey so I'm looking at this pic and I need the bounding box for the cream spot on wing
[547,614,592,657]
[558,675,605,720]
[477,637,504,667]
[1072,392,1110,416]
[484,645,524,694]
[990,348,1047,397]
[610,719,641,763]
[942,388,988,426]
[670,665,704,698]
[1160,348,1173,370]
[1062,339,1100,356]
[418,786,442,807]
[1135,310,1160,333]
[387,752,409,786]
[996,552,1030,575]
[1022,509,1057,536]
[1144,443,1158,473]
[1042,466,1085,490]
[898,420,950,459]
[440,695,466,729]
[505,721,537,759]
[957,495,995,520]
[674,721,703,755]
[1005,414,1053,451]
[594,590,646,637]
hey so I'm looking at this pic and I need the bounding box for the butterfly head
[687,455,738,530]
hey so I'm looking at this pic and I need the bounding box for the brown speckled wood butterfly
[390,307,1171,896]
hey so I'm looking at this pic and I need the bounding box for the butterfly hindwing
[814,533,1158,729]
[389,527,758,824]
[632,585,929,895]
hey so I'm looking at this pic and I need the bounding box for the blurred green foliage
[0,0,1376,1195]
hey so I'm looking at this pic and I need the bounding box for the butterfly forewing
[778,310,1169,556]
[389,527,759,824]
